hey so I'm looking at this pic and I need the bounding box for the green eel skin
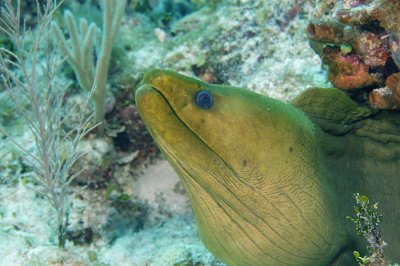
[135,69,400,266]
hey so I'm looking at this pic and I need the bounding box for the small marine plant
[0,0,95,247]
[347,193,387,265]
[51,0,126,136]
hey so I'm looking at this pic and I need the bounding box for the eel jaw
[135,83,219,176]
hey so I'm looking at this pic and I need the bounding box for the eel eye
[195,90,213,109]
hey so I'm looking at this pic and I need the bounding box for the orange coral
[369,73,400,109]
[324,48,380,90]
[307,0,400,109]
[353,32,389,67]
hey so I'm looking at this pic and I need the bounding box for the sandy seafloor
[0,0,338,265]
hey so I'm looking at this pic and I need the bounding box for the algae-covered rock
[339,0,400,32]
[369,72,400,109]
[307,0,400,109]
[72,138,116,187]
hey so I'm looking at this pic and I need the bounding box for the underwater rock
[66,227,94,246]
[62,94,94,133]
[354,31,389,67]
[369,72,400,109]
[154,27,167,42]
[338,0,400,32]
[113,103,159,160]
[369,86,395,109]
[323,46,381,90]
[72,138,116,188]
[131,0,197,27]
[390,32,400,69]
[105,192,149,235]
[306,21,346,45]
[307,0,400,108]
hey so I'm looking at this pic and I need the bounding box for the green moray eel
[135,69,400,266]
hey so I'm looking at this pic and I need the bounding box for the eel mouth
[135,82,215,166]
[135,83,233,201]
[135,82,239,194]
[136,83,192,140]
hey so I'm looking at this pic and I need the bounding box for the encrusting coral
[369,72,400,109]
[307,0,400,109]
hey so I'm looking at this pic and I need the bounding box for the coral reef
[307,0,400,109]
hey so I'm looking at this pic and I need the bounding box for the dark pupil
[195,90,213,109]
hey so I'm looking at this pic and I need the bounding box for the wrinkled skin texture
[135,70,400,265]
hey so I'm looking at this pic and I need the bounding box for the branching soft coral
[52,0,126,136]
